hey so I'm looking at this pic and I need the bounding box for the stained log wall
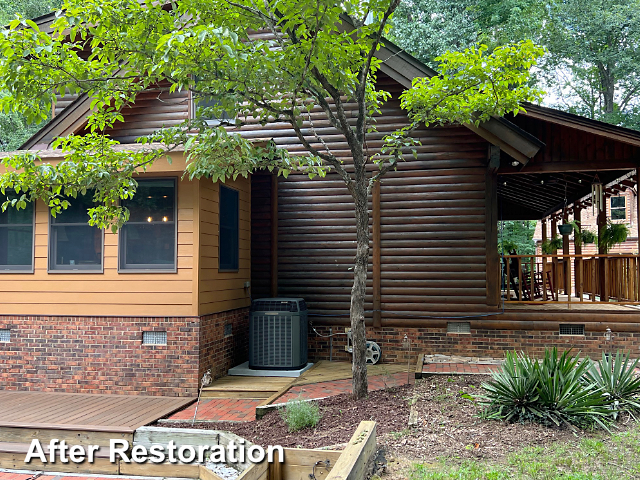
[249,73,494,320]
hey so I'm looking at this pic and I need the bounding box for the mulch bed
[166,375,589,462]
[167,384,412,449]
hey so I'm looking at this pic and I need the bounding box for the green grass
[410,424,640,480]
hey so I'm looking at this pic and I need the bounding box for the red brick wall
[308,325,640,363]
[0,308,250,396]
[199,308,250,381]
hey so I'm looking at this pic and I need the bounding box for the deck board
[0,392,195,433]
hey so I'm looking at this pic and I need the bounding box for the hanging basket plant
[558,223,573,236]
[599,221,629,254]
[541,236,563,254]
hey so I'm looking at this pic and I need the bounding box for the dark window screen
[219,185,239,271]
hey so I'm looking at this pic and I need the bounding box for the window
[143,331,167,345]
[49,192,102,271]
[219,185,239,271]
[0,192,34,271]
[192,79,233,126]
[119,179,176,271]
[611,196,626,220]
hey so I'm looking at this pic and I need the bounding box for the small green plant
[585,351,640,416]
[541,235,563,254]
[599,221,629,253]
[278,396,321,432]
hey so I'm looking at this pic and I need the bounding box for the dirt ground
[169,375,594,478]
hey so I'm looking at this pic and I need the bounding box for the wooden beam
[486,167,500,307]
[372,181,382,328]
[325,421,377,480]
[562,211,571,295]
[271,174,278,298]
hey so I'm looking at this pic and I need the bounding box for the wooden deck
[0,391,194,433]
[505,294,640,311]
[202,360,411,405]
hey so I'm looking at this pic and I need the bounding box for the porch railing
[502,254,640,305]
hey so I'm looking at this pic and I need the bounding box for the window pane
[120,179,176,270]
[0,226,32,267]
[611,208,626,220]
[122,224,175,267]
[52,225,102,268]
[124,180,174,223]
[611,196,626,208]
[219,185,239,271]
[51,193,95,224]
[0,202,33,225]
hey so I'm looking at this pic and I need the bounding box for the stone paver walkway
[422,363,499,375]
[277,371,412,404]
[167,398,262,422]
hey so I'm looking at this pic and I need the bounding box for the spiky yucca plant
[586,351,640,417]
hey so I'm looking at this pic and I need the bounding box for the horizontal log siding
[246,74,490,319]
[251,173,273,298]
[0,176,196,316]
[99,81,190,143]
[198,177,252,316]
[277,173,374,318]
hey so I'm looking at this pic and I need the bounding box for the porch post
[636,170,640,255]
[598,200,608,300]
[562,210,571,295]
[551,217,558,299]
[574,206,582,300]
[485,147,500,307]
[541,218,548,300]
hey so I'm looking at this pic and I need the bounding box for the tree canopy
[391,0,640,130]
[0,0,61,151]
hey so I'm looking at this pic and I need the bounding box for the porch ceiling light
[511,160,519,167]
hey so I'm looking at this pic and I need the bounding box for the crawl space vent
[559,324,585,336]
[143,331,167,345]
[0,329,9,343]
[447,322,471,334]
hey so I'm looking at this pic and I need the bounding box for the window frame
[218,184,240,273]
[0,197,35,274]
[190,88,234,127]
[118,177,178,274]
[48,195,105,273]
[610,195,626,221]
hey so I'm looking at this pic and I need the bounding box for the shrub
[480,348,610,429]
[279,397,321,432]
[585,351,640,417]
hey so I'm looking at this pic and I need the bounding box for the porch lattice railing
[502,254,640,305]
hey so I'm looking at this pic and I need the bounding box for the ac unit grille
[249,298,308,370]
[251,315,293,367]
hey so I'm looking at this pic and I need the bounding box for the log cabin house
[1,13,640,396]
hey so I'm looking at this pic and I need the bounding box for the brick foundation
[199,308,250,381]
[309,325,640,364]
[0,308,249,396]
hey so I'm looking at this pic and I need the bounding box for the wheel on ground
[365,341,382,364]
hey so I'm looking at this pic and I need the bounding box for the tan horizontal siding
[0,176,197,316]
[198,176,252,316]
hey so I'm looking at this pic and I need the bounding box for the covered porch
[494,105,640,314]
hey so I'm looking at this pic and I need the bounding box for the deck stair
[200,375,295,399]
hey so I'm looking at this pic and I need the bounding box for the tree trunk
[350,180,370,399]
